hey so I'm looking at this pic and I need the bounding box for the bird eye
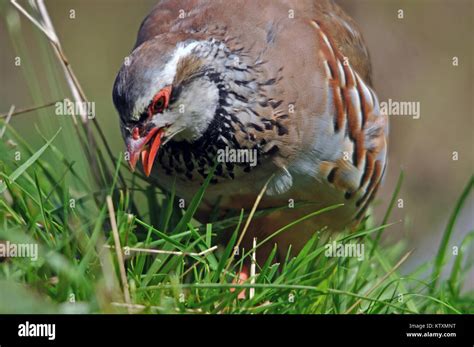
[148,86,172,117]
[151,96,165,114]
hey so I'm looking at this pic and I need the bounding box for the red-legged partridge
[113,0,388,264]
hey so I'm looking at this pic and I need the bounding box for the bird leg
[230,264,249,299]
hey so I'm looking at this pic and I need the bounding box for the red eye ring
[148,85,172,117]
[152,96,165,114]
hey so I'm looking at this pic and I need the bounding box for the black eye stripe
[128,85,179,128]
[127,112,147,127]
[169,85,182,104]
[139,112,148,123]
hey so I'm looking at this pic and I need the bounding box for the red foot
[230,265,249,299]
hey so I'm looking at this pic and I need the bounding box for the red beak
[127,127,165,177]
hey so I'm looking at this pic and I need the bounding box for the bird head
[112,39,222,176]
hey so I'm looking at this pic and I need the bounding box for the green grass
[0,125,473,314]
[1,1,473,314]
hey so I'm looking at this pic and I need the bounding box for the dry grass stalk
[10,0,125,188]
[106,196,132,312]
